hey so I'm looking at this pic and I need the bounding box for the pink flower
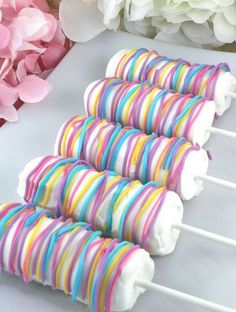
[0,0,68,122]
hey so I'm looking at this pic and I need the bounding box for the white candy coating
[0,204,154,311]
[109,134,209,201]
[54,119,209,201]
[106,49,236,115]
[18,156,184,256]
[84,78,216,147]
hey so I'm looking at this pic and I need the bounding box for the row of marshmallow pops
[2,49,236,312]
[52,49,236,308]
[85,49,236,146]
[18,50,236,311]
[55,115,236,200]
[18,156,236,255]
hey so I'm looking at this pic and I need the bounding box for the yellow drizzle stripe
[123,85,141,124]
[98,245,130,312]
[40,167,65,207]
[113,180,140,213]
[23,216,47,281]
[68,171,104,216]
[56,226,81,292]
[128,188,162,241]
[87,238,111,306]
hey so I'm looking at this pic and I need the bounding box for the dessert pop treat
[106,48,236,116]
[85,78,236,146]
[18,156,236,256]
[17,155,184,256]
[0,202,154,312]
[1,203,235,312]
[54,116,236,201]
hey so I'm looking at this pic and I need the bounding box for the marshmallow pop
[54,116,236,201]
[106,48,236,116]
[85,77,236,146]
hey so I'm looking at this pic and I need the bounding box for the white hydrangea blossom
[59,0,236,47]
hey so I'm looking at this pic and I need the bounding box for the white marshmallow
[84,78,216,147]
[106,49,236,115]
[54,118,209,201]
[18,156,184,256]
[0,204,154,312]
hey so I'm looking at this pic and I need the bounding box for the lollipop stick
[226,92,236,99]
[196,174,236,191]
[207,127,236,139]
[173,223,236,248]
[135,280,236,312]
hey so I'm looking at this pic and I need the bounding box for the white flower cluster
[59,0,236,47]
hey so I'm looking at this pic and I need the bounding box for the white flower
[150,0,236,47]
[59,0,236,48]
[125,0,154,21]
[213,2,236,43]
[60,0,124,42]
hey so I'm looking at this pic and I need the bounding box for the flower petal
[155,28,203,48]
[41,44,67,69]
[33,0,50,12]
[0,24,11,49]
[98,0,124,24]
[15,8,49,41]
[0,83,18,107]
[182,21,216,44]
[16,59,27,82]
[128,0,153,21]
[17,74,52,103]
[51,20,66,46]
[17,41,46,53]
[187,9,213,24]
[188,1,218,10]
[14,0,32,10]
[223,3,236,26]
[41,12,58,42]
[213,12,236,43]
[60,0,106,42]
[152,17,181,34]
[4,69,18,87]
[0,104,18,122]
[0,58,13,81]
[24,53,41,74]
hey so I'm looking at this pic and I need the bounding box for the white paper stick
[135,280,236,312]
[207,127,236,139]
[196,175,236,191]
[173,223,236,248]
[226,92,236,99]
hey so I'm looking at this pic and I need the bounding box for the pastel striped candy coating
[106,48,236,115]
[84,77,215,146]
[0,202,154,312]
[54,116,209,200]
[18,156,183,255]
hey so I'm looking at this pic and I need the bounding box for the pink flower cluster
[0,0,68,122]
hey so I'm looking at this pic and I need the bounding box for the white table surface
[0,30,236,312]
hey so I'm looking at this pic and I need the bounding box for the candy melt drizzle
[112,48,230,99]
[22,156,167,250]
[56,116,199,194]
[85,77,208,141]
[0,203,139,312]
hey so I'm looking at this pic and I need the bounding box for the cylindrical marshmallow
[84,77,215,146]
[54,116,209,200]
[106,49,236,115]
[0,202,154,312]
[18,156,183,256]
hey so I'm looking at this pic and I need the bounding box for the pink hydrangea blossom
[0,0,69,122]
